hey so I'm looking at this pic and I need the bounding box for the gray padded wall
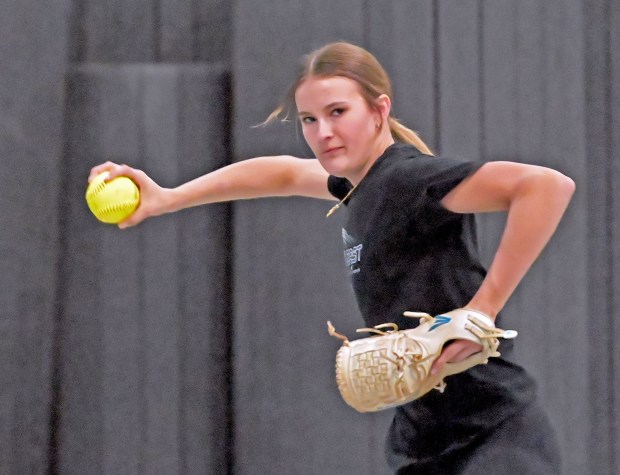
[2,1,618,473]
[0,1,71,473]
[59,64,231,474]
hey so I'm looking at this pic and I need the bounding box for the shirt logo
[342,228,362,274]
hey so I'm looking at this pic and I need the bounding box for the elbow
[532,169,576,208]
[516,168,576,208]
[552,171,576,203]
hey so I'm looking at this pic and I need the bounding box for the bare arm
[431,161,575,373]
[88,156,333,228]
[441,161,576,318]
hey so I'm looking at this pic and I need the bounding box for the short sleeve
[425,159,484,201]
[392,156,484,232]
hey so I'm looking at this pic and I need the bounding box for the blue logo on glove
[429,315,452,331]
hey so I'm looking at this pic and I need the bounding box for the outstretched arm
[431,161,575,372]
[88,156,334,228]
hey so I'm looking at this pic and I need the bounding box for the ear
[374,94,392,125]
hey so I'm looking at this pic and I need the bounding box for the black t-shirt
[328,142,537,467]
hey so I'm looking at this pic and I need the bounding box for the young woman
[89,42,574,474]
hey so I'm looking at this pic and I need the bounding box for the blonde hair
[265,42,433,156]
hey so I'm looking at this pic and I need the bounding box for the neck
[348,133,395,185]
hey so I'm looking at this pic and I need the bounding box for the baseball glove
[327,308,518,413]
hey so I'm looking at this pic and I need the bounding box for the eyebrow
[297,101,349,116]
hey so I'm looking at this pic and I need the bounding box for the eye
[300,116,316,124]
[331,108,345,116]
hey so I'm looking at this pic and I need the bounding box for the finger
[105,164,139,182]
[117,187,149,229]
[431,343,462,375]
[117,210,144,229]
[118,219,135,230]
[89,163,143,186]
[88,161,117,182]
[449,345,482,363]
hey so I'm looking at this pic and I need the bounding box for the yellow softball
[85,172,140,224]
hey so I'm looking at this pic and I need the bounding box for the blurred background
[1,1,618,474]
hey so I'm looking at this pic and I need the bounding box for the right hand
[88,162,171,228]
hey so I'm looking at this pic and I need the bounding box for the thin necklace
[326,184,358,218]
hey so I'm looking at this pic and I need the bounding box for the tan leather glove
[328,308,518,413]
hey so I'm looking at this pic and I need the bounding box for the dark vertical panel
[82,0,156,62]
[232,2,392,474]
[67,67,146,474]
[72,0,232,64]
[158,0,233,63]
[437,0,481,159]
[482,0,543,373]
[586,6,620,475]
[367,1,437,149]
[60,64,230,474]
[478,0,514,270]
[57,68,106,474]
[101,224,144,474]
[193,0,232,62]
[509,0,548,368]
[609,1,620,471]
[481,1,517,162]
[584,1,613,473]
[159,0,194,61]
[140,66,182,473]
[0,0,70,472]
[175,65,232,475]
[479,5,534,424]
[538,2,589,472]
[96,68,145,475]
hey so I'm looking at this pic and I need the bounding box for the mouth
[323,146,344,155]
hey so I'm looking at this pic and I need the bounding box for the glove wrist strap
[459,307,494,327]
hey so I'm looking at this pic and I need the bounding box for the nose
[317,119,333,140]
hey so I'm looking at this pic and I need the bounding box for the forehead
[294,76,364,111]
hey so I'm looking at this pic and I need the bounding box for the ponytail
[388,117,434,156]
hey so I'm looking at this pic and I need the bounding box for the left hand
[431,339,483,375]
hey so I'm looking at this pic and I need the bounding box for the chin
[318,158,354,178]
[321,165,350,179]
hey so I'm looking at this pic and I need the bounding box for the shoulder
[369,142,431,179]
[378,143,469,174]
[384,145,478,184]
[382,149,485,204]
